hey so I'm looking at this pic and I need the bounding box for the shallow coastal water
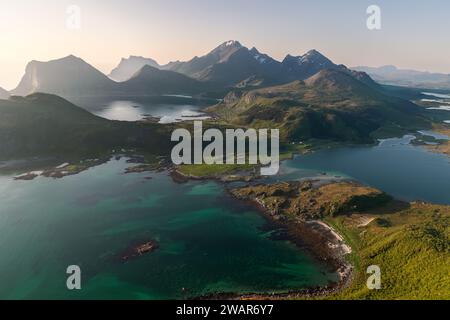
[0,158,336,300]
[277,135,450,204]
[70,96,214,123]
[421,92,450,124]
[2,131,450,298]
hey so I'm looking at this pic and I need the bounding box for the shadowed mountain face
[282,50,336,79]
[9,41,382,99]
[209,69,428,143]
[163,40,292,87]
[11,55,120,98]
[0,87,9,100]
[354,65,450,89]
[282,50,380,90]
[10,55,207,99]
[162,41,379,90]
[163,40,245,76]
[120,65,209,95]
[0,93,170,158]
[109,56,160,82]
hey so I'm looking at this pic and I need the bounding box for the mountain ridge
[11,55,208,98]
[209,68,428,143]
[10,41,383,99]
[11,55,120,97]
[120,65,209,95]
[109,55,160,82]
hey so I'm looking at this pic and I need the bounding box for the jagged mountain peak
[304,68,380,94]
[282,50,338,80]
[297,49,333,66]
[216,40,242,49]
[209,40,245,61]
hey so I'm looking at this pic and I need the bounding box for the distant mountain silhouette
[121,65,209,95]
[11,55,120,97]
[11,55,206,98]
[10,41,383,98]
[0,87,9,99]
[109,56,160,82]
[353,65,450,90]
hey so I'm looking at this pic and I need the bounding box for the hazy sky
[1,0,450,89]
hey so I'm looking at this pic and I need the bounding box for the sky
[1,0,450,89]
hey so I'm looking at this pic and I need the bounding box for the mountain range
[11,55,207,98]
[9,41,379,99]
[161,40,290,87]
[1,41,434,157]
[354,65,450,90]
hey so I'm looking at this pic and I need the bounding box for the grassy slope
[177,163,254,177]
[327,203,450,300]
[231,181,449,300]
[209,70,429,144]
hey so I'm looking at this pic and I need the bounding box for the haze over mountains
[109,41,376,89]
[1,40,434,157]
[9,40,380,99]
[0,87,9,99]
[11,55,120,97]
[109,56,160,82]
[11,55,207,98]
[354,65,450,90]
[161,40,289,87]
[119,65,210,95]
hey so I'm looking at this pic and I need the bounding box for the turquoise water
[0,158,335,300]
[2,135,450,299]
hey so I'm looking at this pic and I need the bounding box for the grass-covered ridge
[330,202,449,300]
[230,181,449,300]
[209,69,430,144]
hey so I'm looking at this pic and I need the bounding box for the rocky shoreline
[191,180,386,300]
[6,155,378,300]
[195,214,354,300]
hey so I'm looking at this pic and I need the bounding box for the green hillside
[0,93,171,159]
[209,69,429,143]
[328,202,450,300]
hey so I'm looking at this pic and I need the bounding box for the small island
[120,240,159,262]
